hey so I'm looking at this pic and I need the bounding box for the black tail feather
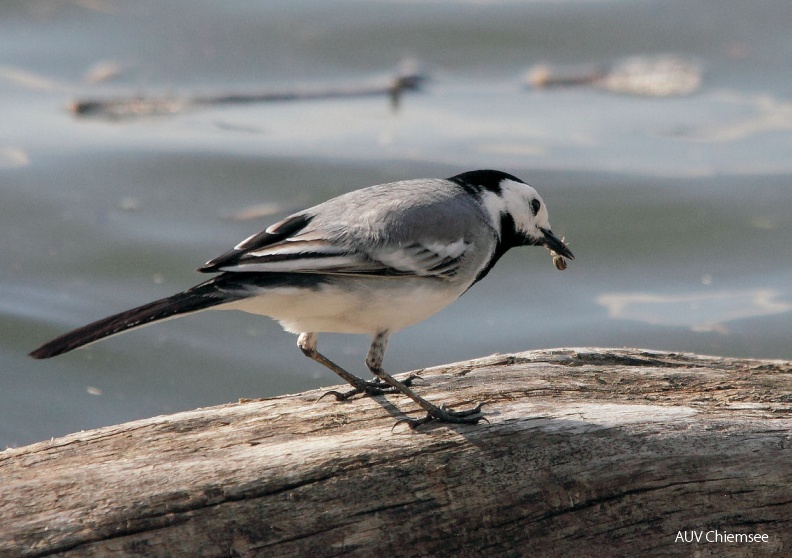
[29,279,236,359]
[29,272,330,360]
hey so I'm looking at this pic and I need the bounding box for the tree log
[2,348,791,557]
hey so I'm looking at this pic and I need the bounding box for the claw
[318,389,359,402]
[401,373,423,387]
[318,378,410,402]
[393,402,487,430]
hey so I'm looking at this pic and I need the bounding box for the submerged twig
[527,54,701,97]
[71,63,426,119]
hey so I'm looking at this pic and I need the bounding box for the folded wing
[199,212,469,279]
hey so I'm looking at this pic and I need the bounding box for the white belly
[220,277,465,335]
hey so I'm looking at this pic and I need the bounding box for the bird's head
[450,170,574,260]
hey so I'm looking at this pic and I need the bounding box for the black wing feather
[198,213,312,273]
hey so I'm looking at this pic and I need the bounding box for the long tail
[29,275,249,359]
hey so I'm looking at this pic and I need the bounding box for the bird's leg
[297,332,417,401]
[365,332,484,428]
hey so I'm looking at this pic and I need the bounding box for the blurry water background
[2,0,791,447]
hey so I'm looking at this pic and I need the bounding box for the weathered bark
[2,348,790,557]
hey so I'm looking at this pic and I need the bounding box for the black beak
[540,228,574,260]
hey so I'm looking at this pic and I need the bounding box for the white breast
[219,276,467,335]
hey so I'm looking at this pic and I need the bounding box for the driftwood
[527,55,701,97]
[69,65,425,119]
[2,348,791,557]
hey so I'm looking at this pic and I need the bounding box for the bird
[30,170,574,427]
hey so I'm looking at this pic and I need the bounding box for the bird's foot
[396,402,487,429]
[319,374,421,402]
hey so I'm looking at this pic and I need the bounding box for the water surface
[2,0,791,447]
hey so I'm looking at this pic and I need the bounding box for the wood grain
[2,348,790,557]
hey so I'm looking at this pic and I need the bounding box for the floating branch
[71,65,426,119]
[527,54,701,97]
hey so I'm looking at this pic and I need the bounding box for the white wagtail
[30,170,574,426]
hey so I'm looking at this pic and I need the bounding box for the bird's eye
[530,199,541,216]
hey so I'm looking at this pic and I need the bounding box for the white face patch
[479,190,507,237]
[479,179,551,241]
